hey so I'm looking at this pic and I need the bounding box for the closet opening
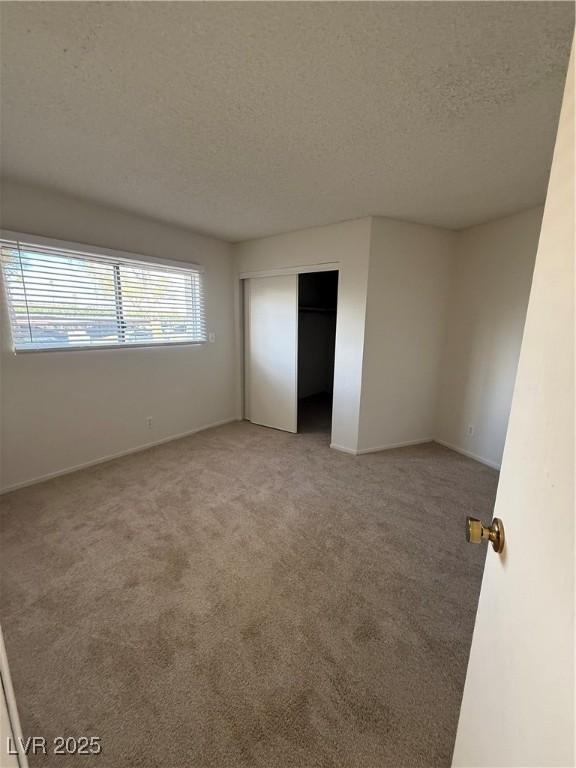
[298,271,338,436]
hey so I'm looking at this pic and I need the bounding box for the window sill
[12,340,208,354]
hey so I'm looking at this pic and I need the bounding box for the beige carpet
[0,421,498,767]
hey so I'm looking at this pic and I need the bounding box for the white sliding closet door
[245,275,298,433]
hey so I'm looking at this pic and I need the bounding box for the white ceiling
[1,2,573,242]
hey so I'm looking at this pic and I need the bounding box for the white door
[245,275,298,433]
[0,627,27,767]
[0,690,19,768]
[453,44,574,767]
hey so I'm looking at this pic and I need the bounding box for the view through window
[1,239,206,351]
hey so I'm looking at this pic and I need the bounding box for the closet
[243,270,338,440]
[297,272,338,433]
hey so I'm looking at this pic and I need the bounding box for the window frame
[0,229,207,354]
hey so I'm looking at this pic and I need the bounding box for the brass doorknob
[466,516,505,553]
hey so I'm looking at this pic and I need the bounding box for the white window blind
[1,238,207,351]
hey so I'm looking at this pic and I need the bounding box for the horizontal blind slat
[10,263,198,284]
[1,239,207,351]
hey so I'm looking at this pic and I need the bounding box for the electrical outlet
[467,424,474,436]
[208,332,216,343]
[146,417,153,430]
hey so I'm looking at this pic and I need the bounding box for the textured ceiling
[1,2,573,241]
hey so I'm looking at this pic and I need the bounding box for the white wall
[0,180,237,491]
[453,43,574,768]
[236,212,539,461]
[234,218,372,452]
[436,207,543,468]
[357,217,455,452]
[1,183,542,490]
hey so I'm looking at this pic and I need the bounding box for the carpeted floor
[298,392,333,434]
[0,421,498,768]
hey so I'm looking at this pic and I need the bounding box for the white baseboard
[0,417,239,494]
[356,437,434,455]
[331,437,433,456]
[433,439,501,470]
[2,424,499,494]
[329,442,359,455]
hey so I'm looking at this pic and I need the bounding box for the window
[1,237,207,351]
